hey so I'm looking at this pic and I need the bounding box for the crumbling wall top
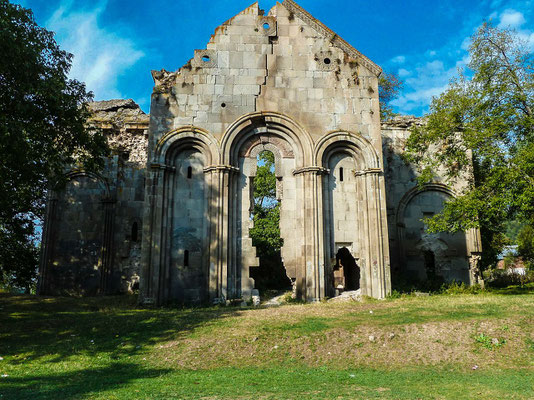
[381,115,425,129]
[88,99,149,167]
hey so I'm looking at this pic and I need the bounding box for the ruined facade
[39,0,482,304]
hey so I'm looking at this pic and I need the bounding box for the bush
[440,282,485,295]
[485,268,534,288]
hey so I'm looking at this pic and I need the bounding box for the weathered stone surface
[382,116,481,286]
[39,0,481,303]
[39,99,149,296]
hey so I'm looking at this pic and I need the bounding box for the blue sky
[15,0,534,116]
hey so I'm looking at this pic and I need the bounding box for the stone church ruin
[39,0,482,304]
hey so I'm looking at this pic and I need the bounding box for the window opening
[324,57,331,65]
[423,250,436,280]
[187,166,192,179]
[339,167,344,182]
[131,222,138,242]
[202,55,210,62]
[263,22,270,29]
[184,250,189,267]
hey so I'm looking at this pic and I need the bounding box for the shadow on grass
[487,284,534,295]
[0,293,244,364]
[0,362,171,400]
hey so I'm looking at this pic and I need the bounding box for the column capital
[353,168,383,177]
[292,166,330,176]
[203,165,240,174]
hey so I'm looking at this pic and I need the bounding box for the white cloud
[398,68,410,78]
[519,31,534,50]
[47,0,144,100]
[391,55,466,115]
[498,9,526,28]
[391,55,406,64]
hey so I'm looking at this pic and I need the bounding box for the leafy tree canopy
[249,151,283,258]
[517,224,534,269]
[405,22,534,267]
[379,71,403,120]
[0,1,108,290]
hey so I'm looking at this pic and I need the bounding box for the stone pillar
[38,193,58,295]
[468,253,483,286]
[139,163,175,305]
[467,228,483,286]
[355,168,391,298]
[204,165,239,303]
[293,167,328,301]
[99,198,116,294]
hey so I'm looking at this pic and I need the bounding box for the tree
[0,1,108,291]
[249,151,283,258]
[248,151,291,291]
[405,22,534,268]
[517,224,534,269]
[379,71,403,120]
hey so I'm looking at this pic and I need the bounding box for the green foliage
[378,71,403,120]
[485,268,534,288]
[517,224,534,268]
[405,23,534,269]
[0,1,108,289]
[474,332,506,350]
[440,282,485,295]
[504,219,526,242]
[250,151,283,258]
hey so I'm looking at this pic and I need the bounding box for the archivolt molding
[396,183,456,228]
[52,169,112,200]
[315,130,380,170]
[154,126,220,166]
[221,111,314,167]
[247,142,283,177]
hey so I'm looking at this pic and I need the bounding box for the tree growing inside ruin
[0,1,108,290]
[405,22,534,268]
[249,151,289,291]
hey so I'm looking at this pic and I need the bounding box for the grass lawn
[0,288,533,399]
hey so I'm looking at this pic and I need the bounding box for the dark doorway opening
[334,247,360,291]
[423,250,436,280]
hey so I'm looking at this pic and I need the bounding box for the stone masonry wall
[39,100,149,295]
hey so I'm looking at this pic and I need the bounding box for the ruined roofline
[381,115,425,129]
[87,99,149,128]
[88,99,146,113]
[281,0,383,77]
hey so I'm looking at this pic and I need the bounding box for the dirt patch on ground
[150,298,534,371]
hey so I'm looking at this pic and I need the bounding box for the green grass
[1,289,533,399]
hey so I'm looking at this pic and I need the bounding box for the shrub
[485,268,534,288]
[440,282,485,295]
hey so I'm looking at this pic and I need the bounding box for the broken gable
[149,0,383,146]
